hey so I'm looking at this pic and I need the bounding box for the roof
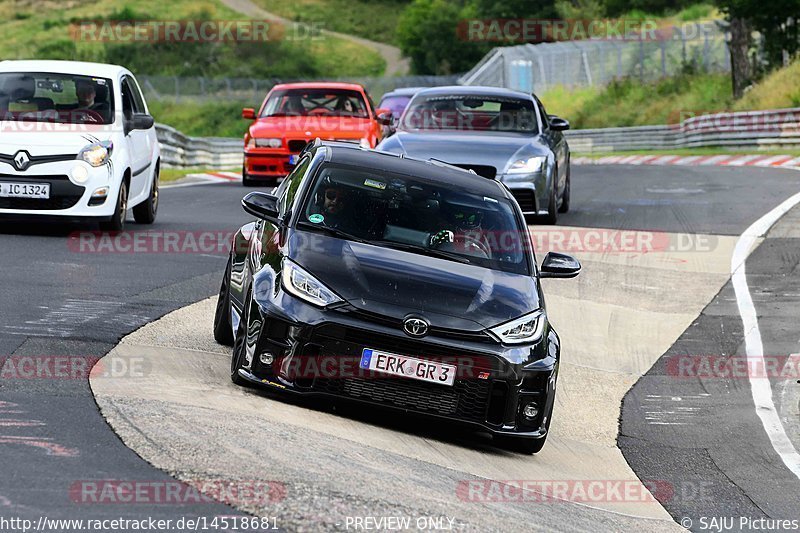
[270,81,366,92]
[0,60,129,79]
[380,87,425,98]
[315,141,508,197]
[413,85,533,100]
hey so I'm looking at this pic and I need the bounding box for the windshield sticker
[364,179,386,190]
[308,213,324,224]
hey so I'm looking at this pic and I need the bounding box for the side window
[120,79,133,120]
[533,95,549,130]
[127,76,147,114]
[278,156,311,216]
[121,77,144,118]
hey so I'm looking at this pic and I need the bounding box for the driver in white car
[75,80,96,109]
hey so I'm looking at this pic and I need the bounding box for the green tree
[714,0,800,98]
[397,0,489,75]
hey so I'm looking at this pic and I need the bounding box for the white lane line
[731,190,800,480]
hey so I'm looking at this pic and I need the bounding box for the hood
[250,116,372,140]
[289,230,539,332]
[385,130,549,173]
[0,131,110,157]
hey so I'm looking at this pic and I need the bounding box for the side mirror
[548,116,569,131]
[539,252,581,278]
[375,108,393,126]
[131,113,154,130]
[242,108,256,120]
[242,192,280,223]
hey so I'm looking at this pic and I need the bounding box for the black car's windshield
[299,163,529,274]
[261,88,369,118]
[400,94,539,134]
[0,72,115,125]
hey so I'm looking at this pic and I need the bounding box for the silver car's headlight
[507,156,545,174]
[489,310,546,344]
[78,141,112,167]
[281,260,343,307]
[255,137,283,148]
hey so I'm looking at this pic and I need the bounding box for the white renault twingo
[0,60,160,230]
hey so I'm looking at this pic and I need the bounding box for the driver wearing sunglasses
[323,187,346,216]
[430,205,493,259]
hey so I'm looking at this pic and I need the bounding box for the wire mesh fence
[139,75,462,104]
[459,22,731,92]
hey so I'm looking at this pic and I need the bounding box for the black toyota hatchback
[213,140,581,453]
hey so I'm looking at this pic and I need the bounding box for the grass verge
[251,0,408,45]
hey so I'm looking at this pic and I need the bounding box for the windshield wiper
[298,222,371,244]
[371,240,471,264]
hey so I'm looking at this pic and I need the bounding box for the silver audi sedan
[377,86,571,224]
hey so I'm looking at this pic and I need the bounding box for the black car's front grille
[305,322,506,423]
[314,375,492,421]
[314,323,498,361]
[288,139,309,153]
[0,176,84,211]
[453,164,497,179]
[511,189,536,213]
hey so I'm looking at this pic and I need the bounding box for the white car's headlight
[78,141,112,167]
[489,310,546,344]
[255,137,283,148]
[508,156,546,174]
[281,260,343,307]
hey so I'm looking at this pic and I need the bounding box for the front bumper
[240,297,559,438]
[499,170,549,216]
[0,162,117,218]
[244,150,295,179]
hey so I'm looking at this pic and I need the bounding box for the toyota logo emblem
[403,317,429,337]
[13,151,31,171]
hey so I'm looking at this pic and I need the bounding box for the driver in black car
[309,180,358,233]
[430,205,492,259]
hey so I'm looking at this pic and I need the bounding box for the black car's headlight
[488,310,546,344]
[281,260,343,307]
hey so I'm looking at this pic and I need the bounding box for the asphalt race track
[3,165,800,531]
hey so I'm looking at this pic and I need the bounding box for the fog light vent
[259,352,274,365]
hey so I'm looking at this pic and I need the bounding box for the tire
[558,164,571,214]
[100,180,128,232]
[242,168,256,187]
[497,435,548,454]
[213,258,235,346]
[539,175,558,225]
[230,289,254,387]
[133,164,159,224]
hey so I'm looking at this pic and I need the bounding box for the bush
[397,0,489,75]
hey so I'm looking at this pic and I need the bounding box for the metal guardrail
[155,123,243,169]
[155,107,800,168]
[565,108,800,153]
